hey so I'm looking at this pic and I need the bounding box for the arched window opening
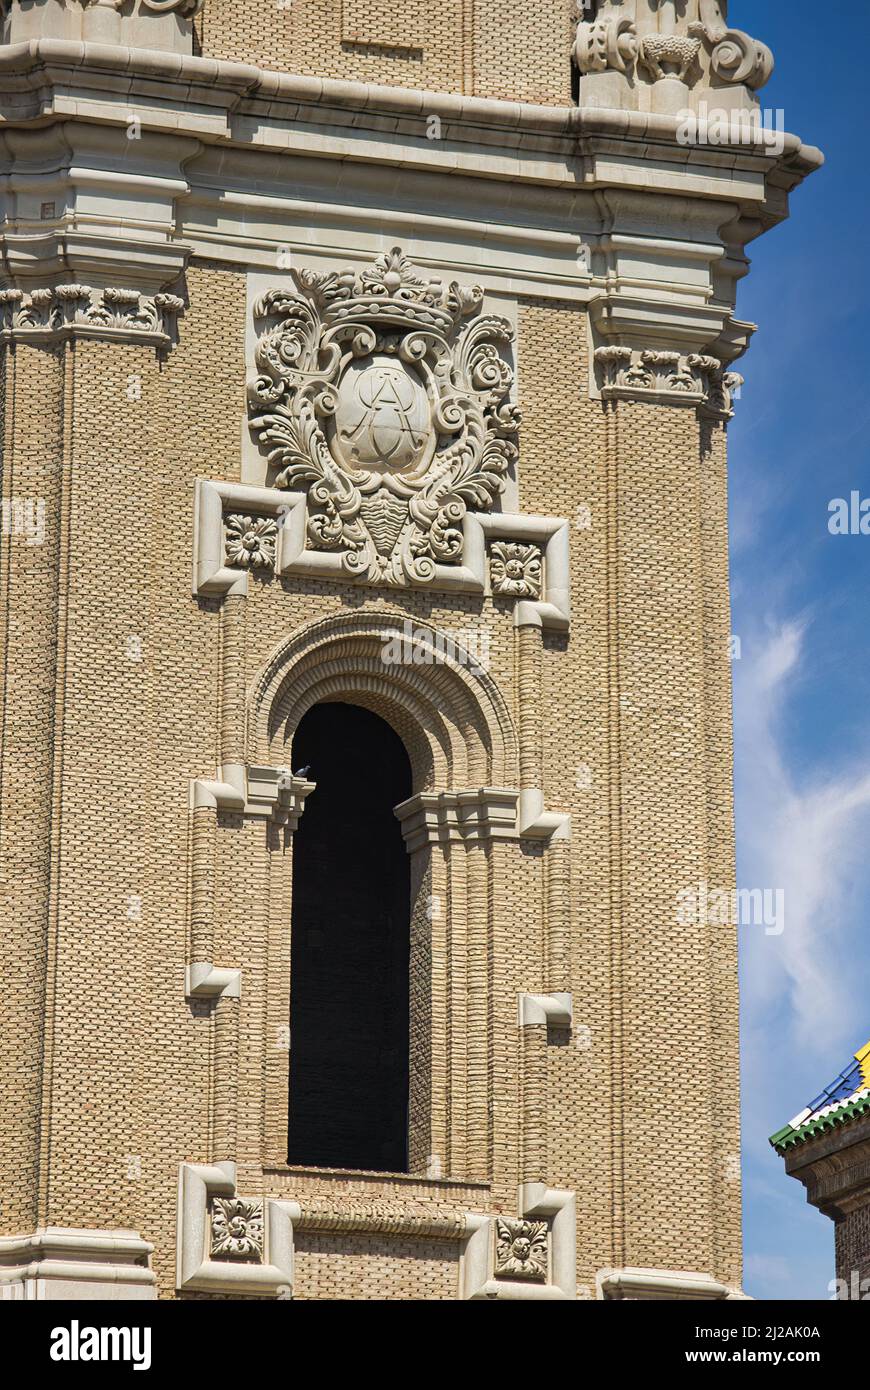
[287,702,412,1173]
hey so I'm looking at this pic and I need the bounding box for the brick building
[0,1,819,1300]
[772,1042,870,1300]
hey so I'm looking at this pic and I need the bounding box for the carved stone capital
[0,284,184,347]
[594,345,742,419]
[191,763,316,827]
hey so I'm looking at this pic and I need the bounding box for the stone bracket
[186,962,242,1000]
[176,1161,300,1298]
[518,992,573,1029]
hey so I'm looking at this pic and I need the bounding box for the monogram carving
[248,247,519,587]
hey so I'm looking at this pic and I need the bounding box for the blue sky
[730,2,870,1300]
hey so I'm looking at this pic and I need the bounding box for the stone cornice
[0,40,822,200]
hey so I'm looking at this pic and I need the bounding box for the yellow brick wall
[0,265,741,1297]
[199,0,574,104]
[0,343,65,1234]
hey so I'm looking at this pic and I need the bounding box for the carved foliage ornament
[573,1,772,92]
[494,1217,549,1283]
[0,285,184,344]
[248,247,519,587]
[225,514,279,572]
[490,542,543,600]
[594,346,742,419]
[210,1198,264,1261]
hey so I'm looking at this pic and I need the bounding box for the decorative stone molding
[494,1217,549,1284]
[210,1198,264,1261]
[247,246,519,589]
[193,478,570,629]
[461,1185,576,1300]
[395,789,519,853]
[518,788,571,842]
[191,763,315,827]
[177,1162,299,1297]
[594,345,742,419]
[0,1227,157,1300]
[489,542,543,600]
[597,1267,749,1300]
[0,285,184,347]
[395,789,570,852]
[518,992,573,1029]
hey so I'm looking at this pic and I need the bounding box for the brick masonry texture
[0,264,741,1298]
[198,0,575,104]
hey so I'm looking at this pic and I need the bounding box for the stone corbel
[394,788,520,854]
[461,1185,576,1300]
[176,1161,299,1298]
[394,788,570,851]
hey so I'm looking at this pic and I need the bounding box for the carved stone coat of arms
[248,247,520,586]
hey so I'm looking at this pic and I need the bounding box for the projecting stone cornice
[0,39,822,204]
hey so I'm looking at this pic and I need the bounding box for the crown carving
[292,246,483,338]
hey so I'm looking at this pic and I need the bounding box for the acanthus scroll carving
[248,246,519,588]
[690,0,773,91]
[573,2,772,93]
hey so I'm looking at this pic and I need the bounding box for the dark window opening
[287,702,412,1172]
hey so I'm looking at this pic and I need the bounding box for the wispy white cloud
[735,617,870,1064]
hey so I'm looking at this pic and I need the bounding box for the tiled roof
[770,1041,870,1154]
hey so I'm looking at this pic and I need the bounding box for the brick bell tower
[0,1,818,1300]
